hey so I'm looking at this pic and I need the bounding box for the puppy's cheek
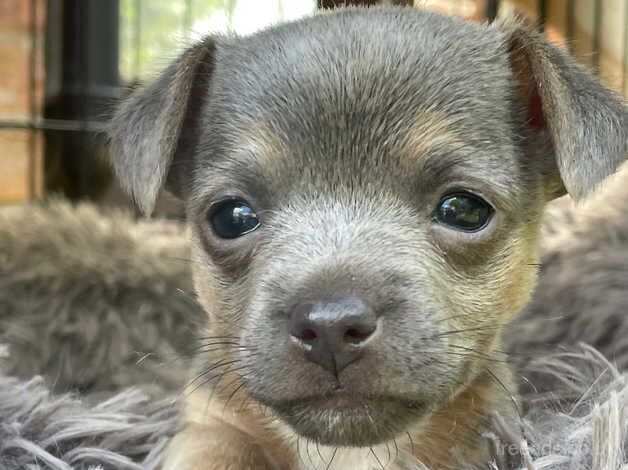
[497,228,541,323]
[432,225,541,366]
[469,223,542,328]
[190,231,254,322]
[190,241,220,317]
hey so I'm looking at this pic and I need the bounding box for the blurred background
[0,0,626,216]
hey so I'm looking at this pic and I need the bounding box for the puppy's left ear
[499,18,626,200]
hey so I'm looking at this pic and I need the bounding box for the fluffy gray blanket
[1,166,627,469]
[1,344,626,470]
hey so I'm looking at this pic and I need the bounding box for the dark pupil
[438,195,490,231]
[211,201,260,239]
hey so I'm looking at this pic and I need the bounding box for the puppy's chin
[270,394,428,446]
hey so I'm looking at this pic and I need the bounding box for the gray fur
[500,17,627,200]
[487,345,628,470]
[108,38,215,214]
[106,5,627,457]
[0,199,205,395]
[507,163,628,378]
[0,192,627,468]
[0,374,180,470]
[0,346,626,469]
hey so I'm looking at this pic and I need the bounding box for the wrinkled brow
[191,115,522,214]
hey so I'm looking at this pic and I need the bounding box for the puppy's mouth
[269,392,428,446]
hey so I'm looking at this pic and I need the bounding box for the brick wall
[0,0,46,204]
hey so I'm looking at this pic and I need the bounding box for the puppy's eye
[209,199,261,239]
[434,193,493,232]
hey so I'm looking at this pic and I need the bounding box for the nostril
[344,325,376,344]
[296,328,317,343]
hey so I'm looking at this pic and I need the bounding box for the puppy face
[110,8,626,447]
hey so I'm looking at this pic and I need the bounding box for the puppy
[108,6,626,469]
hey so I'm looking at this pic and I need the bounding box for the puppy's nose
[289,296,379,375]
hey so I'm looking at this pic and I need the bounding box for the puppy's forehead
[196,8,523,205]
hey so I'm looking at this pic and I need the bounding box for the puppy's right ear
[108,38,215,215]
